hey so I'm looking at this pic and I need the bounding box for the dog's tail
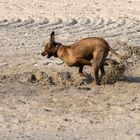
[109,46,132,60]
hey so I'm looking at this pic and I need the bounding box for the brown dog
[42,31,132,85]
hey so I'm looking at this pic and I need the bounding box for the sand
[0,0,140,139]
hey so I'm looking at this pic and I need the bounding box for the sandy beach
[0,0,140,139]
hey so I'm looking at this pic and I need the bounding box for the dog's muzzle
[47,54,52,58]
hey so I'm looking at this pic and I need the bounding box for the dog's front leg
[78,58,92,76]
[78,65,85,76]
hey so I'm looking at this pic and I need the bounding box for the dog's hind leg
[92,52,107,85]
[99,64,105,83]
[92,60,100,85]
[100,64,105,76]
[78,58,92,66]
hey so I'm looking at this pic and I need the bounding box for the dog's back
[70,37,110,58]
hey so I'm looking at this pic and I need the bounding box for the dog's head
[41,31,59,58]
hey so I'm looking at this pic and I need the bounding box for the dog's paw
[79,72,88,77]
[92,81,100,86]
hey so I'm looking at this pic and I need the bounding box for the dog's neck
[56,44,67,60]
[56,44,72,62]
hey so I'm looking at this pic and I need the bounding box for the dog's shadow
[124,76,140,83]
[84,75,140,85]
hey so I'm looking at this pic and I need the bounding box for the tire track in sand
[0,17,139,56]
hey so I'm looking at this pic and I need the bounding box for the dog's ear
[50,31,55,44]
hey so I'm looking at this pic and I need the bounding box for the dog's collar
[54,43,62,57]
[55,43,62,52]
